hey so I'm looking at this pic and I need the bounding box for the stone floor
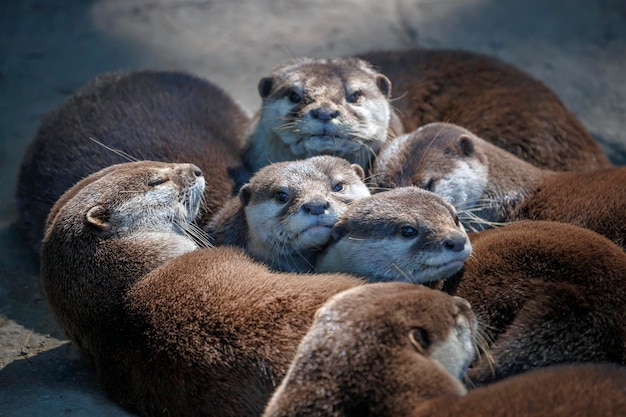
[1,0,625,415]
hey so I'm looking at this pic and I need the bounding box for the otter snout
[444,233,469,253]
[302,198,331,215]
[172,163,204,187]
[311,106,340,121]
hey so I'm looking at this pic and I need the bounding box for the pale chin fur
[430,314,476,381]
[434,160,487,210]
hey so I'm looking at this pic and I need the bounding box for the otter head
[265,283,476,416]
[249,57,394,171]
[240,155,370,271]
[373,122,488,215]
[44,161,206,258]
[316,186,471,284]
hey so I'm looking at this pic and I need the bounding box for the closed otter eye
[288,90,302,104]
[423,178,436,192]
[332,182,345,192]
[149,178,168,187]
[408,327,430,353]
[453,214,460,227]
[346,90,362,104]
[400,225,418,238]
[274,191,290,203]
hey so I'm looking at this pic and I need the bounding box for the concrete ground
[1,0,625,415]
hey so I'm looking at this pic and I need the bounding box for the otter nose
[312,107,340,121]
[302,199,330,215]
[444,234,467,252]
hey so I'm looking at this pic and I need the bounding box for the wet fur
[18,70,250,254]
[360,48,611,171]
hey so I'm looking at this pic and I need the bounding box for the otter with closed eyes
[42,160,364,417]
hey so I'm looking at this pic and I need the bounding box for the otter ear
[375,74,392,98]
[239,184,252,207]
[258,77,274,98]
[455,135,475,157]
[408,327,430,354]
[350,164,366,180]
[86,206,110,230]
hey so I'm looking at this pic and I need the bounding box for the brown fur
[444,221,626,385]
[42,161,363,417]
[373,122,625,248]
[360,49,611,171]
[311,187,626,385]
[18,70,250,254]
[206,155,370,272]
[262,283,474,417]
[263,282,626,417]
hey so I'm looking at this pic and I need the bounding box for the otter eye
[453,214,460,227]
[346,90,362,104]
[400,226,418,238]
[408,327,430,352]
[274,191,290,203]
[149,178,168,187]
[288,90,302,104]
[423,178,435,192]
[332,182,345,192]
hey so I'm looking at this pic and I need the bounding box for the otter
[206,155,371,272]
[41,161,364,417]
[262,282,626,417]
[18,70,250,254]
[359,49,612,172]
[316,187,471,284]
[314,188,626,385]
[373,122,625,248]
[240,56,403,173]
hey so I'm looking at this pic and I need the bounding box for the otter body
[315,188,626,385]
[263,284,626,416]
[207,156,371,272]
[18,70,250,253]
[373,122,625,248]
[360,49,611,171]
[240,57,403,173]
[42,161,364,417]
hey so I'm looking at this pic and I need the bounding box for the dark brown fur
[263,282,626,417]
[444,221,626,385]
[18,70,250,254]
[373,122,625,249]
[360,49,611,171]
[42,161,363,417]
[312,187,626,386]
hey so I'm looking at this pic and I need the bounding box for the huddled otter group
[19,48,626,416]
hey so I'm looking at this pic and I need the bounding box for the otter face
[317,186,471,284]
[317,283,477,382]
[373,123,487,215]
[241,156,370,262]
[257,57,393,169]
[65,162,205,240]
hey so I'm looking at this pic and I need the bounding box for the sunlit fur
[241,57,399,173]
